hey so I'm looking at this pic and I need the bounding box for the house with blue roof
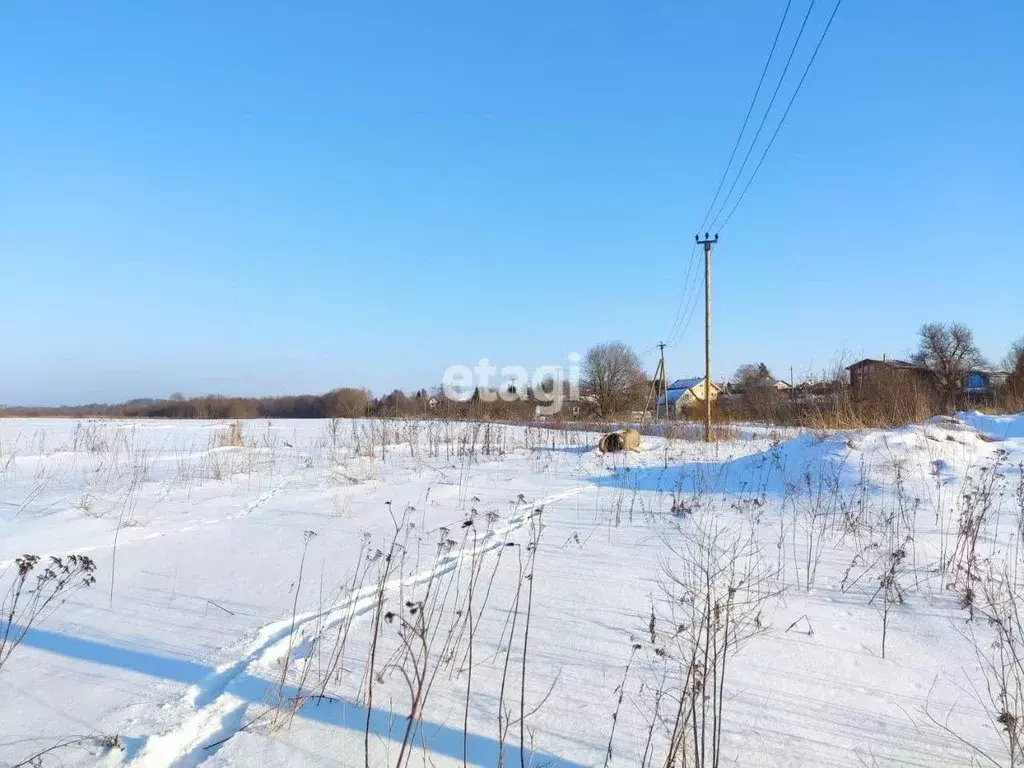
[963,368,1010,399]
[655,377,721,417]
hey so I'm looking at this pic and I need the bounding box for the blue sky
[2,1,1021,405]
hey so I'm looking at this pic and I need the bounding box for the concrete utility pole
[696,233,719,443]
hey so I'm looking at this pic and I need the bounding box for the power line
[638,342,661,359]
[667,246,704,346]
[668,2,795,348]
[667,0,842,353]
[667,262,703,347]
[718,0,843,231]
[665,241,699,344]
[697,0,794,232]
[707,0,819,231]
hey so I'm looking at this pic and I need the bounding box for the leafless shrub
[1,554,98,673]
[363,510,406,766]
[646,422,741,443]
[803,372,939,430]
[840,465,916,659]
[604,642,641,767]
[1016,466,1024,545]
[12,734,124,767]
[784,458,850,592]
[997,340,1024,412]
[216,420,246,448]
[0,439,16,485]
[71,421,108,453]
[949,458,1008,616]
[108,471,143,608]
[254,493,559,768]
[324,417,344,459]
[944,564,1024,767]
[313,533,373,699]
[496,543,527,766]
[652,516,781,767]
[272,529,318,727]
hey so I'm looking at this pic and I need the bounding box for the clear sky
[2,1,1021,405]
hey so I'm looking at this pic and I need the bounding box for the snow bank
[954,410,1024,440]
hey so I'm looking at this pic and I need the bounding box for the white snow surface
[1,415,1023,767]
[954,410,1024,440]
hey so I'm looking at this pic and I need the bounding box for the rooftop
[666,377,705,391]
[847,358,923,371]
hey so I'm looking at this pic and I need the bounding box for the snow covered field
[2,414,1024,767]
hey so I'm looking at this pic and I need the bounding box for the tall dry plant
[2,554,98,673]
[653,516,781,767]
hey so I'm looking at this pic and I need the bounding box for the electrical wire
[697,0,794,232]
[665,242,700,345]
[718,0,843,232]
[666,248,704,347]
[668,258,704,347]
[668,0,796,349]
[667,0,843,348]
[707,0,819,231]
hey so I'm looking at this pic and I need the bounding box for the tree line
[3,325,1021,423]
[0,387,542,421]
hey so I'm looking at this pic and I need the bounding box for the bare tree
[325,388,371,418]
[733,363,774,392]
[583,342,645,417]
[1005,338,1024,401]
[730,363,784,422]
[375,389,410,417]
[912,322,985,408]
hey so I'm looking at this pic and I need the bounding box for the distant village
[649,356,1012,418]
[4,324,1021,429]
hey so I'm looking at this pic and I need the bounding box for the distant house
[963,369,1009,398]
[572,394,599,418]
[726,368,790,395]
[793,378,834,398]
[536,394,597,420]
[726,376,791,402]
[656,377,722,417]
[847,358,932,394]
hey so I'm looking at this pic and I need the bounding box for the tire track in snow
[124,486,588,768]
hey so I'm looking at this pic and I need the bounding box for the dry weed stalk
[653,515,780,768]
[1,554,98,673]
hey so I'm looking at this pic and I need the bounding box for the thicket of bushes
[3,377,1020,428]
[0,387,543,421]
[2,389,373,420]
[4,325,1021,427]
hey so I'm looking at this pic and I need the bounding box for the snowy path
[126,488,588,768]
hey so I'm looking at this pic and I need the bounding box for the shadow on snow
[16,626,588,768]
[586,433,858,496]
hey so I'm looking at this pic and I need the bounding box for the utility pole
[657,342,667,422]
[644,342,670,422]
[696,232,718,443]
